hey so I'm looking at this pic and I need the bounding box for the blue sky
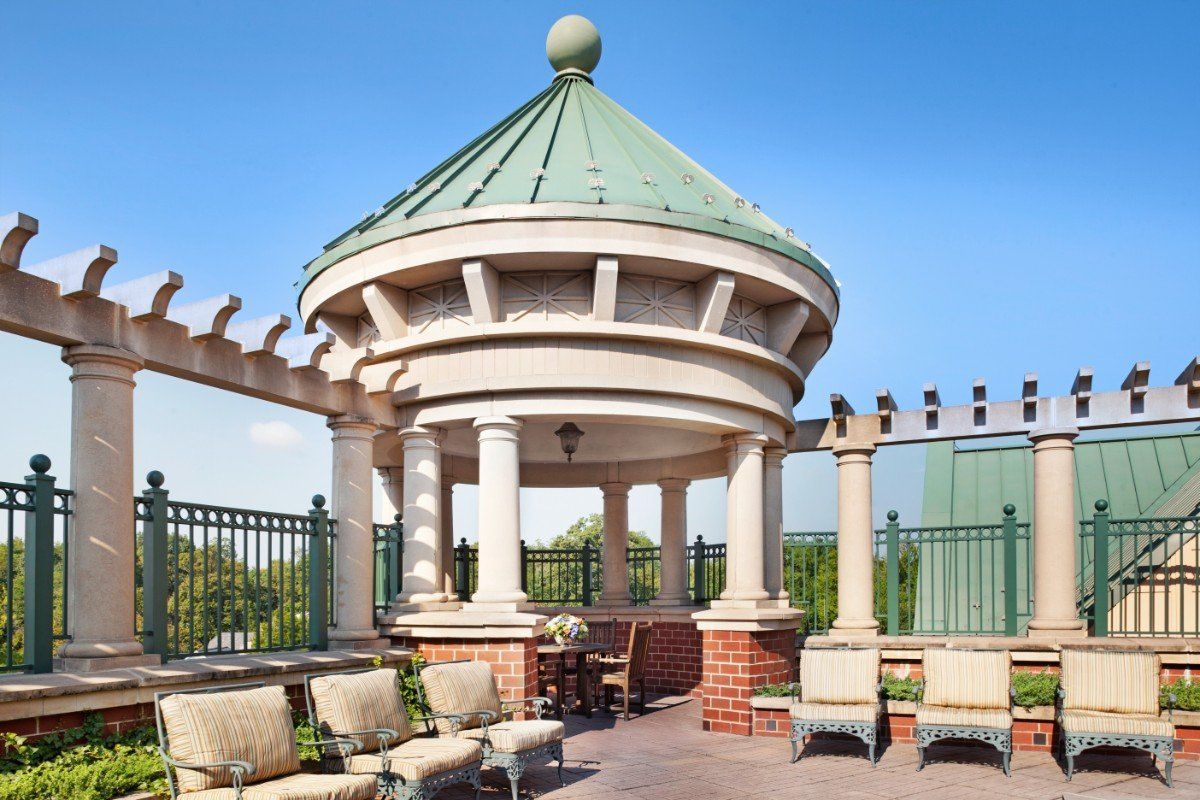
[1,2,1196,543]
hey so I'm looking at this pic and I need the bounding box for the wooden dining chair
[599,622,654,720]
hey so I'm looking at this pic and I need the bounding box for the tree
[525,514,659,604]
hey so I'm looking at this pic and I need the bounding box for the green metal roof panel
[297,73,836,299]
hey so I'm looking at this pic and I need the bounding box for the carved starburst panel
[408,279,472,334]
[722,295,766,346]
[355,313,380,347]
[501,272,591,321]
[615,275,695,329]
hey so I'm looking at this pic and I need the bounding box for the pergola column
[57,345,155,669]
[327,415,380,645]
[1027,427,1087,638]
[469,416,528,607]
[379,467,403,521]
[723,433,769,603]
[599,482,632,605]
[763,446,788,603]
[396,426,448,606]
[440,475,456,598]
[831,444,880,636]
[651,478,691,605]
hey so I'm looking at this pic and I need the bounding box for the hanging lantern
[554,422,585,462]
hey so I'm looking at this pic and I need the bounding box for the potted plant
[545,613,589,645]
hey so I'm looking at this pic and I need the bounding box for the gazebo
[296,16,837,728]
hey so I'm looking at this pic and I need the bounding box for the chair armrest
[412,713,471,737]
[160,747,254,789]
[502,696,553,719]
[792,682,801,700]
[597,656,629,664]
[1009,686,1017,711]
[914,679,925,707]
[298,736,364,755]
[1167,692,1176,722]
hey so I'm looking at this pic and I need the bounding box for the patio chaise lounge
[915,648,1014,776]
[1058,648,1175,787]
[304,667,484,800]
[789,647,882,765]
[155,682,376,800]
[415,659,566,800]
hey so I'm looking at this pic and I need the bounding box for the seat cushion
[347,737,482,782]
[922,649,1010,710]
[916,704,1012,730]
[1061,709,1174,738]
[160,685,300,792]
[419,661,504,734]
[1061,649,1160,715]
[460,719,565,752]
[309,668,412,752]
[800,648,880,705]
[182,772,377,800]
[790,702,878,723]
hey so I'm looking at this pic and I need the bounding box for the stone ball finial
[29,454,51,474]
[1095,499,1109,512]
[146,470,165,488]
[1003,503,1016,516]
[886,510,899,522]
[547,15,601,78]
[312,494,326,509]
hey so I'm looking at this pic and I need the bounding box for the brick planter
[395,637,539,705]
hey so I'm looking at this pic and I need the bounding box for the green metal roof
[298,73,836,298]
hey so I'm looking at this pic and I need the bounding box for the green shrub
[1012,671,1059,708]
[752,682,794,697]
[882,673,919,702]
[400,652,427,721]
[1162,678,1200,712]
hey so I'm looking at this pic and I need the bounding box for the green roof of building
[298,16,836,299]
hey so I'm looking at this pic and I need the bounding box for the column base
[597,593,632,605]
[707,598,791,611]
[649,594,693,606]
[379,609,548,640]
[460,601,538,614]
[1026,619,1088,639]
[55,654,162,673]
[830,617,882,637]
[395,592,451,605]
[389,600,463,614]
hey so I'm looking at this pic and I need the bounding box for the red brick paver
[437,696,1199,799]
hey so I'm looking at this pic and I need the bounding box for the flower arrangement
[545,613,589,645]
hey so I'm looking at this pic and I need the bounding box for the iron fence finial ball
[146,470,165,488]
[546,15,601,76]
[886,510,899,522]
[312,494,326,509]
[1095,499,1109,512]
[394,513,402,522]
[28,454,51,474]
[1003,503,1016,516]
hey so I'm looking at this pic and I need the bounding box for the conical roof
[299,18,835,297]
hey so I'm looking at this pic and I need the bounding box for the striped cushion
[923,649,1010,710]
[419,662,503,734]
[160,685,299,792]
[181,773,377,800]
[1060,649,1159,715]
[790,702,878,723]
[347,737,482,782]
[1061,709,1173,738]
[459,719,564,752]
[917,704,1012,730]
[309,668,413,752]
[800,648,880,705]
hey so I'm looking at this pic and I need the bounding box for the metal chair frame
[1056,682,1175,788]
[914,648,1014,777]
[788,647,883,766]
[154,681,360,800]
[302,667,483,800]
[414,659,565,800]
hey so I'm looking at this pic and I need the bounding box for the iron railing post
[581,541,594,606]
[387,513,403,601]
[885,511,900,636]
[455,538,470,601]
[308,495,329,651]
[140,470,169,660]
[693,535,706,605]
[23,455,55,674]
[520,539,528,595]
[1001,504,1018,637]
[1091,499,1110,638]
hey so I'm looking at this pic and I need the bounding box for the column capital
[400,425,445,446]
[1029,427,1079,446]
[657,477,691,492]
[473,415,523,432]
[832,442,876,461]
[600,481,632,497]
[377,466,403,484]
[763,446,788,466]
[327,414,377,438]
[441,475,456,491]
[722,432,769,454]
[61,344,143,383]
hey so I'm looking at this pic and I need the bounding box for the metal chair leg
[558,751,566,787]
[509,777,520,800]
[868,742,877,767]
[1002,750,1011,778]
[1065,752,1074,782]
[916,746,925,772]
[1164,754,1174,789]
[790,736,799,763]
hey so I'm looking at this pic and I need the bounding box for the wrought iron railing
[372,517,402,612]
[1079,501,1200,637]
[784,532,837,634]
[0,456,71,673]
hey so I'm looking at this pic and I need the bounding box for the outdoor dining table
[536,641,614,720]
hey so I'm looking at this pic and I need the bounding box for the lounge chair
[415,659,565,800]
[304,667,484,800]
[916,648,1014,776]
[155,682,374,800]
[1058,648,1175,787]
[789,647,882,765]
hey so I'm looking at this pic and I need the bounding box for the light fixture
[554,422,585,463]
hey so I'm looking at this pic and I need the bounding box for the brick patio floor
[438,696,1198,800]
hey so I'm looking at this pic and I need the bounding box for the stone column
[763,446,788,603]
[831,444,880,636]
[599,482,632,605]
[396,426,448,606]
[724,434,770,603]
[719,441,738,600]
[470,417,527,607]
[377,467,403,604]
[327,416,381,645]
[651,478,691,605]
[440,475,456,598]
[58,345,156,669]
[1027,428,1087,638]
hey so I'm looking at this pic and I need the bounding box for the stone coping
[541,605,706,622]
[0,647,414,705]
[804,634,1200,665]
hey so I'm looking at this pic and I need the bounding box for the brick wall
[701,628,794,735]
[396,637,539,707]
[613,620,703,697]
